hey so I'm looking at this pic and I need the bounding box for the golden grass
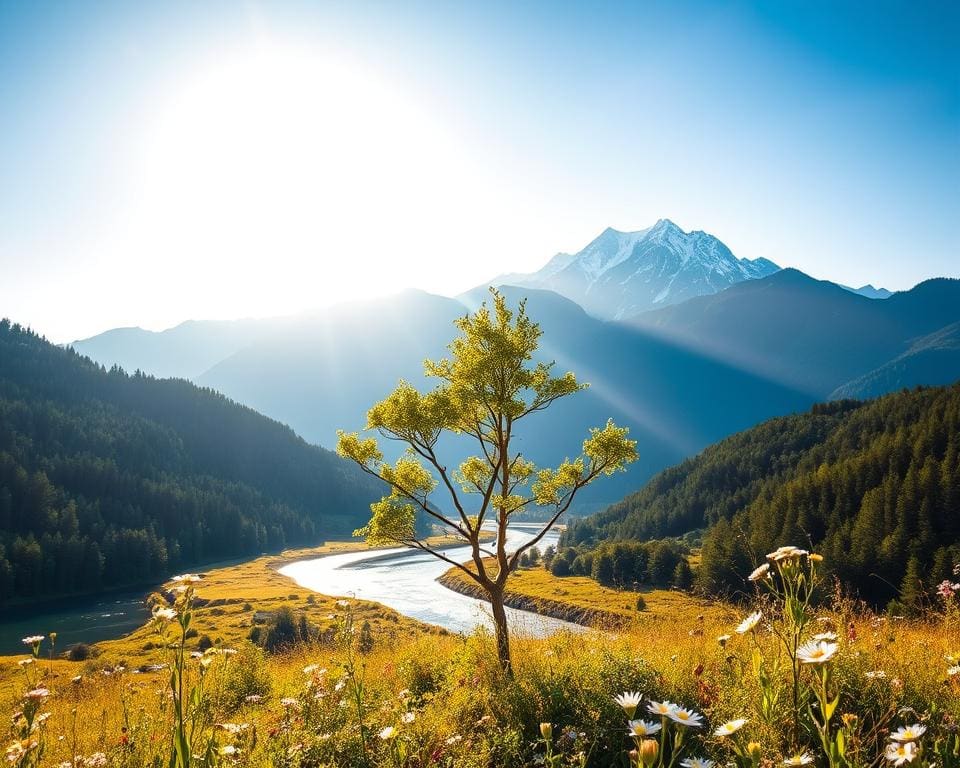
[4,541,959,766]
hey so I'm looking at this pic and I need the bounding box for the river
[0,524,576,656]
[0,591,150,656]
[280,522,583,636]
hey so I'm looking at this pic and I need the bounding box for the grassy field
[439,558,734,629]
[4,546,959,767]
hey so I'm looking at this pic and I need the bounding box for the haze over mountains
[65,219,959,513]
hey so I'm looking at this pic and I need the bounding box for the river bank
[436,560,733,629]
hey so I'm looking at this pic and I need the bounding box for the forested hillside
[0,319,381,604]
[564,383,960,609]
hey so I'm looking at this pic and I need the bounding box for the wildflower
[937,580,960,600]
[445,734,462,746]
[639,739,659,767]
[809,553,823,562]
[667,707,704,728]
[614,691,643,719]
[885,742,918,765]
[171,574,201,583]
[865,670,886,679]
[85,754,108,767]
[336,600,350,608]
[379,726,396,740]
[889,724,927,742]
[766,546,808,562]
[244,695,263,704]
[219,745,238,756]
[783,754,814,766]
[681,758,715,768]
[24,688,49,702]
[736,611,762,634]
[717,634,732,646]
[747,743,762,761]
[948,665,960,677]
[397,688,411,700]
[401,712,415,724]
[714,718,748,737]
[647,700,677,717]
[17,659,33,667]
[748,564,770,581]
[280,698,300,710]
[71,676,82,684]
[216,723,250,735]
[628,719,662,737]
[303,664,319,675]
[540,722,553,740]
[152,607,177,623]
[813,632,838,641]
[797,640,838,664]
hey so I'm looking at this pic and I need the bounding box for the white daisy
[627,719,662,737]
[614,691,644,719]
[736,611,763,634]
[889,724,926,743]
[667,707,704,728]
[714,718,748,737]
[885,742,918,765]
[797,640,838,665]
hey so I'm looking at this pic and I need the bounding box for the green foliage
[258,606,318,653]
[336,289,637,669]
[0,319,382,604]
[568,383,960,607]
[216,642,272,715]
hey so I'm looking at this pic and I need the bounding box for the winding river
[280,523,583,636]
[0,524,578,655]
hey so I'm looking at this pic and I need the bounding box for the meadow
[4,546,958,768]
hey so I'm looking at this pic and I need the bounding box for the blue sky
[0,0,957,341]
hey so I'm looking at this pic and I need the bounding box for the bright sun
[123,42,504,323]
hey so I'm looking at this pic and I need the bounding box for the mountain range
[74,269,960,513]
[490,218,781,319]
[628,269,960,398]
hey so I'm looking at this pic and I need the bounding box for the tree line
[0,319,382,604]
[563,383,960,610]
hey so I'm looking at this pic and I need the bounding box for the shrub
[67,642,95,661]
[215,642,271,715]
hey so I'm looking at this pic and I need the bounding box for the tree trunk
[489,586,512,675]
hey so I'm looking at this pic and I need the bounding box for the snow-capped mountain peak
[490,219,780,320]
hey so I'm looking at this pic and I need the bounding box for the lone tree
[337,289,637,672]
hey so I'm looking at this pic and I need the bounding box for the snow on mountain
[490,219,780,320]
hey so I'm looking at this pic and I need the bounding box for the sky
[0,0,957,342]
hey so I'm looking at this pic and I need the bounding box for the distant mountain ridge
[68,269,960,513]
[628,270,960,397]
[488,218,780,319]
[842,283,892,299]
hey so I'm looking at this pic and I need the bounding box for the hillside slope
[628,271,960,397]
[564,383,960,607]
[0,320,381,603]
[196,287,814,512]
